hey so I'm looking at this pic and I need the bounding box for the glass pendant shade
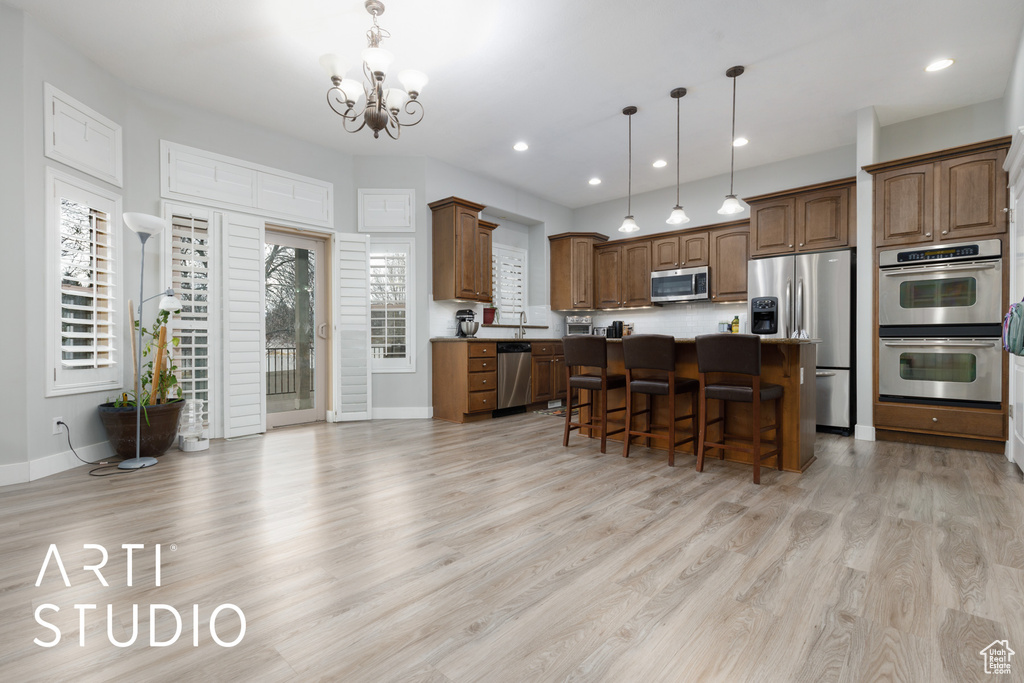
[618,216,640,233]
[319,53,347,79]
[362,47,394,76]
[337,78,365,104]
[666,206,690,225]
[384,88,409,112]
[717,194,745,215]
[398,69,428,96]
[123,212,167,239]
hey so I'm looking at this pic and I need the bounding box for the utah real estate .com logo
[980,640,1015,675]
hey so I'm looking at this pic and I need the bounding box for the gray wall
[1009,25,1024,131]
[0,5,27,469]
[878,99,1007,160]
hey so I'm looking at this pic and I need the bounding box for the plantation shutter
[332,233,372,421]
[369,243,410,369]
[492,245,527,320]
[221,213,266,437]
[169,212,213,433]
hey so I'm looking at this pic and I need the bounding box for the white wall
[878,99,1007,160]
[1008,25,1024,131]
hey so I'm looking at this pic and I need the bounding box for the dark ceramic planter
[98,400,184,459]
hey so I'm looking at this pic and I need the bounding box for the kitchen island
[592,338,817,473]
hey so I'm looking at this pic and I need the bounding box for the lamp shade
[158,295,182,313]
[318,53,347,80]
[337,78,365,104]
[666,206,691,225]
[717,195,745,215]
[384,88,409,112]
[123,212,167,238]
[618,216,640,233]
[397,69,428,96]
[362,47,394,75]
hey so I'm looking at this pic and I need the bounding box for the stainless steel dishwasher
[497,342,532,409]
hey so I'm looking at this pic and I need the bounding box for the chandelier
[319,0,428,139]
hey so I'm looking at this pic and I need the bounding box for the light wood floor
[2,414,1023,682]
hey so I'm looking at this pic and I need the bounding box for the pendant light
[718,66,746,215]
[665,87,690,225]
[618,106,640,233]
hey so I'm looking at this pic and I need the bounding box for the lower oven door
[878,338,1001,404]
[877,259,1002,326]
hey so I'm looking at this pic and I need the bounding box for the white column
[855,106,879,441]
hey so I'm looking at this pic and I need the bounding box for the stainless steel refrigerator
[747,250,854,434]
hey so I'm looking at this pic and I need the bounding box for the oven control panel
[896,245,979,263]
[879,238,1001,268]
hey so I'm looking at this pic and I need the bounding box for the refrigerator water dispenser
[751,297,779,335]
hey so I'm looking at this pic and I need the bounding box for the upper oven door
[651,267,708,302]
[878,259,1002,326]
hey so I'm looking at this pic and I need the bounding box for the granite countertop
[431,336,819,344]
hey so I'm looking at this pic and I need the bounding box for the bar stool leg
[562,389,573,448]
[668,387,676,467]
[696,382,707,472]
[599,383,608,454]
[719,402,727,460]
[622,370,633,458]
[690,389,699,458]
[775,394,783,471]
[752,380,762,485]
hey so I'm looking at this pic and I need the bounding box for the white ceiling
[10,0,1024,209]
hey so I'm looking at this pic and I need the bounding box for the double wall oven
[877,239,1002,408]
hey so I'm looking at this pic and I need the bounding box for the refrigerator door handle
[784,279,792,338]
[816,371,837,377]
[796,278,804,337]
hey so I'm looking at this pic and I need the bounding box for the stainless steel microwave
[651,266,709,303]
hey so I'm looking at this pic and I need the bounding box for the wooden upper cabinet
[594,244,622,309]
[939,149,1008,240]
[748,178,855,257]
[622,241,651,307]
[430,196,492,301]
[652,232,708,270]
[548,232,606,310]
[709,224,749,302]
[867,138,1010,248]
[873,164,935,246]
[797,186,850,251]
[750,198,796,257]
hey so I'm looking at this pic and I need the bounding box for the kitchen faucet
[516,310,526,339]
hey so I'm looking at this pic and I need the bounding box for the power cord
[57,421,139,477]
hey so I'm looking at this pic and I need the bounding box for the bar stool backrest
[622,334,676,372]
[695,333,761,376]
[562,335,608,369]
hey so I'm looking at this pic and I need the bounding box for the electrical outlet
[52,417,64,435]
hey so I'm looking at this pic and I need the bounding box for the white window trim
[492,243,528,321]
[44,83,124,187]
[45,167,123,397]
[369,237,415,373]
[358,188,416,233]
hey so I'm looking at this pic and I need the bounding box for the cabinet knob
[482,380,487,384]
[925,233,931,237]
[941,230,948,235]
[1005,208,1011,213]
[483,399,487,404]
[789,244,793,248]
[799,243,803,247]
[932,417,938,422]
[482,362,487,367]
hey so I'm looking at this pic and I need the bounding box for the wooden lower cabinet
[874,402,1006,442]
[431,341,498,423]
[531,342,566,403]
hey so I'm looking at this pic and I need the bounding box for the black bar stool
[621,334,699,466]
[561,335,627,453]
[694,333,783,485]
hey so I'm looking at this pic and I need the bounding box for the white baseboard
[854,424,876,441]
[0,461,30,487]
[371,407,432,420]
[0,441,113,487]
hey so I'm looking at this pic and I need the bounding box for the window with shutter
[492,245,527,320]
[47,168,122,397]
[170,214,212,430]
[369,240,414,372]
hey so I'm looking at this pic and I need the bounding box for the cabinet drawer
[469,372,496,392]
[874,402,1005,440]
[468,390,497,413]
[469,357,494,373]
[468,343,497,358]
[532,342,563,357]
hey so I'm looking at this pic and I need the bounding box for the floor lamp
[121,212,172,470]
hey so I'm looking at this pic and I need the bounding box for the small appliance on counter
[565,315,593,335]
[607,321,624,338]
[455,309,479,338]
[593,326,607,337]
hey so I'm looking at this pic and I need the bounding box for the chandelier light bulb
[397,69,428,97]
[384,88,409,113]
[718,194,745,215]
[319,53,347,80]
[337,78,365,104]
[666,206,690,225]
[361,47,394,77]
[618,216,640,233]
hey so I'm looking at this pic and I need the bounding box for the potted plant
[98,298,184,459]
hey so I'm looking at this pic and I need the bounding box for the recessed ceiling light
[926,58,954,72]
[733,137,749,147]
[588,177,601,185]
[652,159,667,168]
[513,141,529,151]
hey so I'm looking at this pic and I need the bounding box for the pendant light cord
[675,95,681,205]
[627,112,632,216]
[729,74,737,196]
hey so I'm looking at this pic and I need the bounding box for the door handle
[815,371,836,377]
[881,262,998,275]
[317,322,329,339]
[883,340,997,348]
[784,279,792,338]
[796,278,804,337]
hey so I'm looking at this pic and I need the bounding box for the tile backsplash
[591,300,748,337]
